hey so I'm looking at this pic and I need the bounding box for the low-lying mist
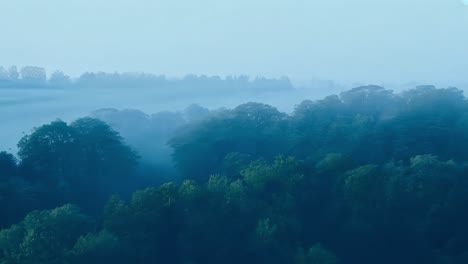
[0,69,348,153]
[2,68,467,181]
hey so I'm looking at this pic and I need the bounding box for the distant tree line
[0,65,293,93]
[2,85,468,263]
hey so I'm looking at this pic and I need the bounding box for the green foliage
[207,174,230,193]
[253,217,278,246]
[242,156,303,193]
[15,118,139,214]
[221,152,253,179]
[315,153,352,175]
[102,184,184,263]
[179,180,204,203]
[70,117,139,175]
[68,230,120,264]
[342,165,383,210]
[296,244,341,264]
[17,120,78,180]
[0,204,91,264]
[170,102,288,182]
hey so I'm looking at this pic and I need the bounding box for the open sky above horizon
[1,0,467,85]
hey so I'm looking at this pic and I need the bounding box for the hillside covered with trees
[2,85,468,264]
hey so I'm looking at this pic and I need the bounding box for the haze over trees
[0,65,294,95]
[2,85,468,263]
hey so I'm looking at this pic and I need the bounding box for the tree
[17,118,139,213]
[295,244,341,264]
[49,70,71,86]
[0,204,92,264]
[68,230,121,264]
[69,117,139,179]
[0,151,17,178]
[170,103,288,182]
[8,66,19,81]
[0,67,8,80]
[0,152,35,228]
[103,184,184,263]
[17,120,78,182]
[221,152,253,179]
[20,66,47,83]
[339,85,401,118]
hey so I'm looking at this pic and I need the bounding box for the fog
[0,74,340,153]
[2,0,467,154]
[1,0,467,84]
[2,69,467,157]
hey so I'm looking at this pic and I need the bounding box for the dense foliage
[2,85,468,263]
[0,118,138,226]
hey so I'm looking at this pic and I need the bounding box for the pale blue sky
[0,0,467,83]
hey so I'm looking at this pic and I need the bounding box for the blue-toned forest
[2,85,468,264]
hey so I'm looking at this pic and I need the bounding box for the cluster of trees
[2,85,468,263]
[0,66,293,93]
[0,66,50,86]
[170,85,468,182]
[0,118,139,227]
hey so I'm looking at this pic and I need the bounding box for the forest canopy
[2,85,468,264]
